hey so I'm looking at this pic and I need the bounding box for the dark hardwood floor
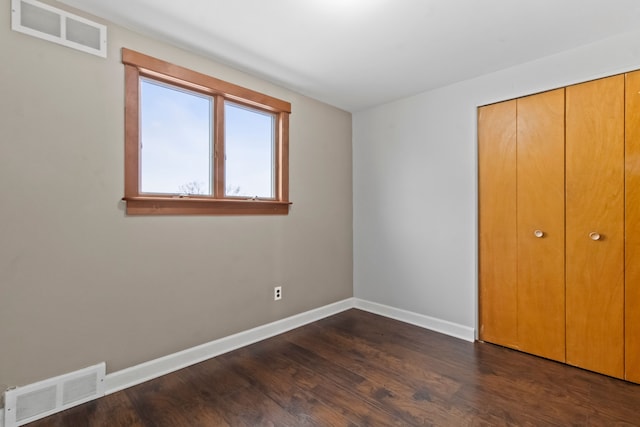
[28,309,640,426]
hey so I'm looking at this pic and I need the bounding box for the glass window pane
[224,102,275,198]
[140,78,212,195]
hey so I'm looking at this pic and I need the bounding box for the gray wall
[0,2,353,391]
[353,29,640,331]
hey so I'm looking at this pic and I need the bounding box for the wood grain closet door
[479,100,518,348]
[516,89,565,362]
[625,70,640,383]
[566,75,625,378]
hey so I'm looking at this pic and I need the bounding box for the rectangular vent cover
[3,363,106,427]
[11,0,107,57]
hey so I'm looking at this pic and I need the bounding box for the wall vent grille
[3,363,106,427]
[11,0,107,57]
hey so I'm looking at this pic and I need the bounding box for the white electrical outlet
[274,286,282,301]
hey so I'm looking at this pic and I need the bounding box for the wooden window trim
[122,48,291,215]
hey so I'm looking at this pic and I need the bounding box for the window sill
[123,196,291,215]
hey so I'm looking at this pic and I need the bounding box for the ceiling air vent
[11,0,107,57]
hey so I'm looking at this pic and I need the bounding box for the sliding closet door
[566,75,625,378]
[478,100,518,348]
[516,89,565,362]
[626,70,640,383]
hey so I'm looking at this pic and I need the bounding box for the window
[122,48,291,215]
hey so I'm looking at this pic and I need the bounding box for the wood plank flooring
[28,309,640,426]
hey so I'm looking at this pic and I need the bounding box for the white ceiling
[58,0,640,112]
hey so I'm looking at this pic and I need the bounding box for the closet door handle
[534,230,544,238]
[589,232,601,241]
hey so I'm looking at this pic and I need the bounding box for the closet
[479,70,640,382]
[478,88,565,363]
[627,70,640,383]
[565,75,624,378]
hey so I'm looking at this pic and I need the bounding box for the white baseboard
[105,297,356,394]
[1,297,475,425]
[354,298,475,342]
[105,297,475,395]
